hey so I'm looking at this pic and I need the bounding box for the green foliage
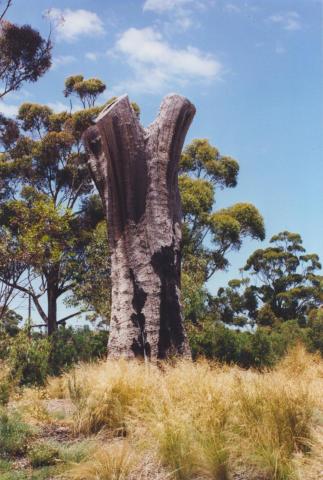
[180,138,239,188]
[48,327,108,376]
[0,308,22,336]
[0,363,11,406]
[307,308,323,354]
[8,332,51,386]
[0,76,108,334]
[17,103,52,134]
[0,328,107,386]
[0,381,10,406]
[0,332,10,360]
[0,458,12,473]
[216,231,322,329]
[28,442,58,467]
[187,318,304,368]
[180,175,214,219]
[64,75,106,108]
[67,220,111,326]
[0,408,31,456]
[0,21,51,99]
[179,138,264,297]
[57,439,94,463]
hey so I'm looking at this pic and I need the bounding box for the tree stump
[83,94,196,360]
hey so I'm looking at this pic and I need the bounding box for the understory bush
[0,363,12,406]
[28,441,59,467]
[0,408,31,456]
[0,327,108,386]
[188,317,320,367]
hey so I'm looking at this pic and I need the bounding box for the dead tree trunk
[83,94,195,360]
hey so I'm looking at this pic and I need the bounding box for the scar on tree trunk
[83,94,196,360]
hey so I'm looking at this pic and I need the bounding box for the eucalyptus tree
[216,231,323,327]
[0,0,51,99]
[179,139,265,321]
[0,77,106,334]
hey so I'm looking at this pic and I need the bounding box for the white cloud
[52,55,76,69]
[275,45,286,55]
[85,52,100,61]
[45,8,105,41]
[269,11,301,31]
[47,101,82,113]
[143,0,196,13]
[0,102,18,117]
[143,0,212,31]
[111,27,222,94]
[5,89,31,102]
[225,3,241,13]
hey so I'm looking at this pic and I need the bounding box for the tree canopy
[0,79,106,334]
[216,231,323,328]
[178,138,265,321]
[0,1,51,98]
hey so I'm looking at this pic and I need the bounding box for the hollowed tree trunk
[83,94,195,360]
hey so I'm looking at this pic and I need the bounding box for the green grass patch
[28,441,59,468]
[0,408,31,456]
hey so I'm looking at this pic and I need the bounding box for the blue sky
[1,0,322,323]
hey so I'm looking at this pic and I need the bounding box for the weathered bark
[83,94,195,360]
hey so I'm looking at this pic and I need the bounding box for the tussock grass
[65,441,137,480]
[46,375,69,400]
[14,387,50,424]
[53,345,322,480]
[57,439,97,464]
[64,361,160,435]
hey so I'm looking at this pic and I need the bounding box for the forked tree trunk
[83,94,195,360]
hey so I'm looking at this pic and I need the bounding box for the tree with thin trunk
[0,80,107,335]
[83,94,195,360]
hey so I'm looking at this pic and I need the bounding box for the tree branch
[57,310,83,324]
[0,0,12,22]
[0,277,48,323]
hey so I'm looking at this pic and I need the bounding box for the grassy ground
[1,345,322,480]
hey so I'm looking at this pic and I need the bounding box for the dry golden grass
[49,345,323,480]
[13,387,51,424]
[64,441,138,480]
[46,374,70,400]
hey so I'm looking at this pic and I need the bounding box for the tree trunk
[83,94,195,360]
[47,270,58,336]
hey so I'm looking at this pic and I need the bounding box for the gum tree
[0,1,51,99]
[216,231,323,327]
[0,78,106,334]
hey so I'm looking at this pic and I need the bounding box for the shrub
[28,441,58,467]
[308,309,323,354]
[0,333,11,361]
[48,327,108,376]
[188,319,240,362]
[1,327,107,387]
[0,363,12,406]
[188,319,277,367]
[7,332,50,386]
[0,381,10,407]
[57,439,96,464]
[0,408,31,456]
